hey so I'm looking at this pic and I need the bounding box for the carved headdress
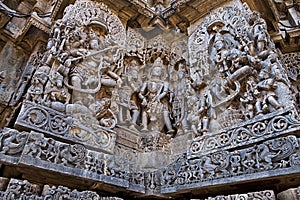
[149,57,167,80]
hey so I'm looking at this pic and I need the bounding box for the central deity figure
[138,58,174,136]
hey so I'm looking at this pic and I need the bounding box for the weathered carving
[0,128,28,156]
[21,131,144,188]
[117,59,141,129]
[187,3,293,135]
[2,0,300,199]
[204,190,275,200]
[138,57,174,136]
[2,179,40,200]
[140,133,170,152]
[22,0,126,137]
[0,177,124,200]
[116,28,189,138]
[0,42,27,106]
[189,107,300,155]
[161,135,300,188]
[282,52,300,82]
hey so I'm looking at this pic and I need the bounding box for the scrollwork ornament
[190,140,204,154]
[205,137,218,151]
[270,116,289,132]
[218,133,231,146]
[251,122,267,136]
[49,115,70,134]
[25,107,49,128]
[233,128,251,143]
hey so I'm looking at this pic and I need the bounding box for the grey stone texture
[0,0,300,199]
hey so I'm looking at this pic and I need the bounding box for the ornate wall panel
[0,0,300,199]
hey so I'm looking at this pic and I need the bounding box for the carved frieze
[0,177,124,200]
[188,107,300,156]
[19,131,144,190]
[15,101,116,153]
[1,179,41,200]
[1,0,300,198]
[161,135,300,189]
[204,190,275,200]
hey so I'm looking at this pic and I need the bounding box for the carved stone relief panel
[161,135,300,189]
[204,190,276,200]
[20,131,145,189]
[16,0,126,153]
[0,177,124,200]
[106,25,189,149]
[187,1,294,136]
[1,0,300,198]
[12,0,297,157]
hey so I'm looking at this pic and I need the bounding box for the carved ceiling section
[0,0,300,199]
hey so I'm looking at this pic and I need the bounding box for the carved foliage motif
[15,101,116,152]
[16,101,71,135]
[189,107,300,155]
[282,52,300,82]
[161,135,300,187]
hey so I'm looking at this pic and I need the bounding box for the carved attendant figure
[118,59,140,129]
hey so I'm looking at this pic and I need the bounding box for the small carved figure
[89,97,116,128]
[44,72,70,104]
[255,69,282,114]
[170,63,189,133]
[186,86,200,134]
[197,88,212,134]
[0,129,27,155]
[240,76,257,119]
[138,58,175,136]
[26,65,50,103]
[249,12,269,54]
